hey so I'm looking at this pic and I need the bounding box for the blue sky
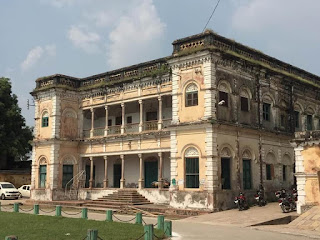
[1,0,320,126]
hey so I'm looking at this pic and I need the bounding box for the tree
[0,77,33,169]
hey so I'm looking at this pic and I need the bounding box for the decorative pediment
[185,147,199,157]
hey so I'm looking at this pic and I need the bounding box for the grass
[0,211,164,240]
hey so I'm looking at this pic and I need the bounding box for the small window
[185,84,198,107]
[263,103,271,121]
[282,165,287,181]
[294,111,300,128]
[307,115,313,130]
[39,165,47,188]
[42,112,49,127]
[266,164,273,180]
[219,91,228,107]
[23,186,26,190]
[127,116,132,124]
[108,119,112,126]
[240,97,249,112]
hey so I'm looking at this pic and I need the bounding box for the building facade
[292,131,320,214]
[31,30,320,210]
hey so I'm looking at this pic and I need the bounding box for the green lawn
[0,211,164,240]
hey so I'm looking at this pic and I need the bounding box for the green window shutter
[243,159,252,190]
[62,165,74,188]
[39,165,47,188]
[185,158,199,188]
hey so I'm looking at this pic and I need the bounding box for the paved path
[1,199,318,239]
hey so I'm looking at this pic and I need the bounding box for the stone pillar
[89,157,94,188]
[90,108,94,138]
[103,156,108,188]
[121,103,125,134]
[139,100,143,132]
[158,152,163,189]
[120,155,125,189]
[138,154,144,189]
[104,106,108,137]
[158,96,162,130]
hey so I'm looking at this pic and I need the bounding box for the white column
[104,106,108,137]
[121,103,125,134]
[89,157,94,188]
[158,96,163,130]
[90,108,94,138]
[139,100,143,132]
[158,152,163,189]
[120,155,125,189]
[138,154,144,189]
[103,156,108,188]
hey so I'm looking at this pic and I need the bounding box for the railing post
[55,205,62,216]
[144,224,153,240]
[87,229,98,240]
[34,204,39,215]
[13,203,19,213]
[135,212,142,225]
[164,221,172,237]
[157,215,164,231]
[5,236,18,240]
[106,210,113,222]
[82,208,88,219]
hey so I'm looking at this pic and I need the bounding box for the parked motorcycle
[234,192,248,211]
[275,189,296,213]
[254,188,267,207]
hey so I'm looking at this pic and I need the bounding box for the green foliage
[0,77,33,166]
[0,211,165,240]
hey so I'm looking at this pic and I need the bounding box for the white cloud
[107,0,166,69]
[67,25,101,53]
[45,44,57,56]
[84,10,118,28]
[21,44,56,71]
[231,0,320,74]
[44,0,76,8]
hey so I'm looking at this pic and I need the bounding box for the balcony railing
[108,125,121,135]
[125,123,139,133]
[83,119,172,138]
[144,120,158,131]
[93,127,104,137]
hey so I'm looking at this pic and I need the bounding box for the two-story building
[31,30,320,210]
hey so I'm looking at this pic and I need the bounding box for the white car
[18,185,31,198]
[0,182,20,200]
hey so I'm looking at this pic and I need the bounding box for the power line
[202,0,222,32]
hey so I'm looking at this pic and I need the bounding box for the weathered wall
[0,172,31,188]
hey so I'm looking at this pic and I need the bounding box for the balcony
[82,95,172,139]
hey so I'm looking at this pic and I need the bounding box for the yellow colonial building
[31,30,320,210]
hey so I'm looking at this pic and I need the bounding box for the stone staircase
[83,189,152,209]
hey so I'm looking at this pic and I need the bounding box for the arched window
[262,94,274,122]
[62,156,75,188]
[185,83,198,107]
[240,89,251,112]
[242,149,252,190]
[42,111,49,127]
[218,81,231,107]
[39,157,47,188]
[185,147,199,188]
[221,147,232,189]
